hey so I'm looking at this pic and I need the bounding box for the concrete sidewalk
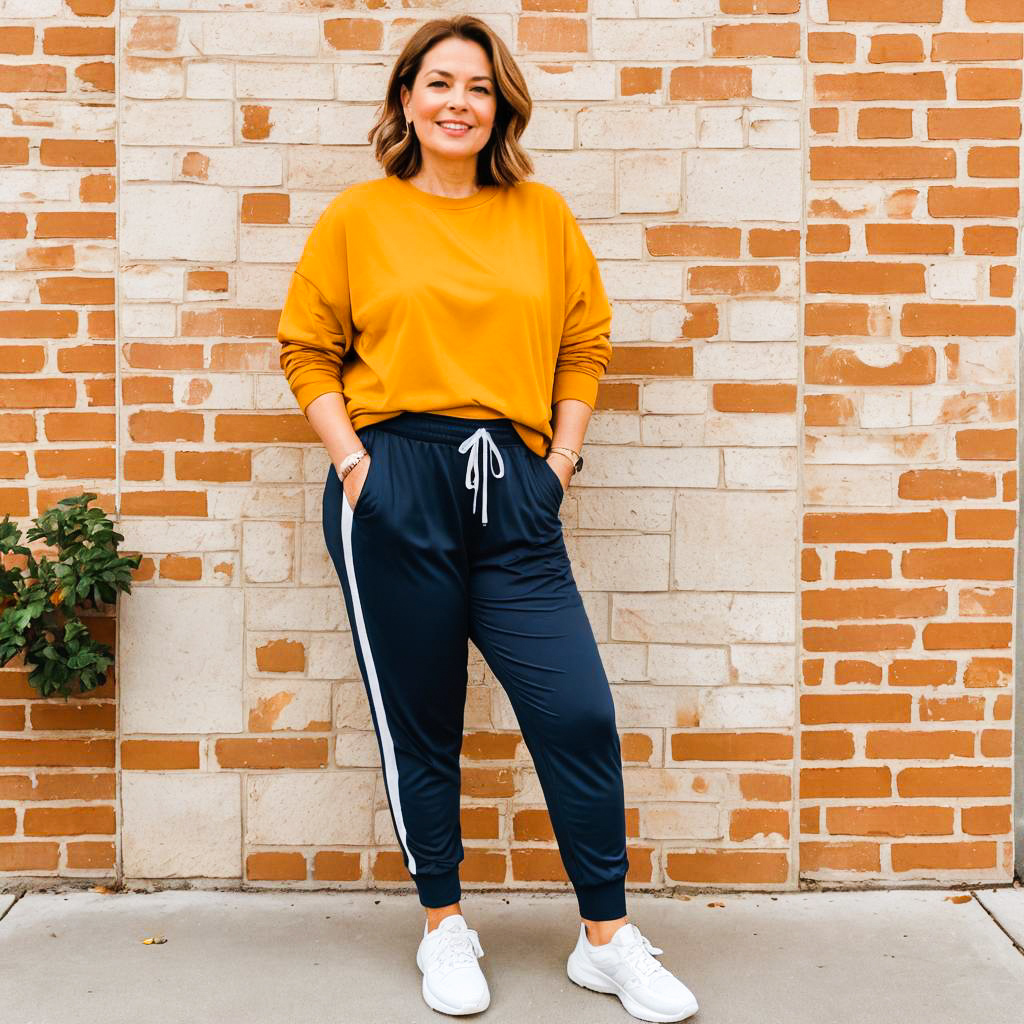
[2,886,1023,1024]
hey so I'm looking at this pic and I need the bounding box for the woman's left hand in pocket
[546,454,573,493]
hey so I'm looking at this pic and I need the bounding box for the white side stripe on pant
[340,495,417,874]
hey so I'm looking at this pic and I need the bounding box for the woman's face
[400,36,497,177]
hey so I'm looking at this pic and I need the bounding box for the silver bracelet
[339,447,367,480]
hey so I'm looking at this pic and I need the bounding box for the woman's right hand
[341,454,371,512]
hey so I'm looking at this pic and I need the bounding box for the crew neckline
[392,174,501,210]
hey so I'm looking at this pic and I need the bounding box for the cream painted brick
[465,685,493,730]
[120,588,244,734]
[242,521,294,584]
[0,170,78,202]
[123,59,184,100]
[335,731,381,769]
[300,524,336,587]
[567,534,671,591]
[639,0,718,13]
[641,414,705,446]
[4,0,61,14]
[208,553,238,584]
[581,446,719,488]
[247,587,345,632]
[533,152,617,218]
[705,412,798,446]
[317,104,384,146]
[0,276,31,302]
[122,265,184,302]
[123,184,235,261]
[576,490,675,532]
[724,448,798,490]
[122,100,231,146]
[730,645,796,686]
[335,681,374,731]
[199,14,320,56]
[674,490,796,592]
[120,303,176,338]
[860,390,912,429]
[580,107,696,150]
[612,593,796,644]
[175,374,253,410]
[643,380,707,415]
[752,66,803,102]
[337,64,391,101]
[698,107,743,149]
[122,773,241,879]
[644,803,721,840]
[686,151,801,222]
[952,340,1016,386]
[749,107,801,149]
[619,152,682,214]
[246,772,375,845]
[729,300,800,341]
[285,146,381,191]
[804,430,943,465]
[176,147,283,186]
[237,61,334,99]
[117,520,239,554]
[521,106,577,149]
[206,485,306,522]
[584,222,643,260]
[624,767,728,802]
[647,644,731,686]
[803,465,893,506]
[693,342,799,381]
[612,684,698,728]
[186,61,234,99]
[911,389,1015,426]
[699,686,793,729]
[928,262,980,301]
[523,62,617,102]
[122,149,175,182]
[600,643,648,682]
[248,679,332,732]
[586,411,641,444]
[593,20,703,61]
[602,261,682,301]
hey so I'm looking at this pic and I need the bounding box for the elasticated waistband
[365,411,524,448]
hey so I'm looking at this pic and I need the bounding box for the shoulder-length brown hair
[369,15,534,188]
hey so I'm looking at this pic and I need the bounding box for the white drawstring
[457,427,505,525]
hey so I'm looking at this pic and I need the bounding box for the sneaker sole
[566,950,699,1023]
[416,950,490,1016]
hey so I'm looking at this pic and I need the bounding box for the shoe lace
[431,925,484,975]
[620,926,667,980]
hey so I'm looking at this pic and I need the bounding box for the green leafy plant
[0,493,142,701]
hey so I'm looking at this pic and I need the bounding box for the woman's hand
[341,454,371,512]
[546,453,573,494]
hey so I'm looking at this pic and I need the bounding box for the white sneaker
[416,914,490,1016]
[566,921,699,1022]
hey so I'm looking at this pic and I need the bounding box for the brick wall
[0,1,1017,891]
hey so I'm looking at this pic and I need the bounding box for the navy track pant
[322,411,630,921]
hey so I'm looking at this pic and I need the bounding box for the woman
[277,15,698,1023]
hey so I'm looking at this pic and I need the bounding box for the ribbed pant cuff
[575,876,627,921]
[414,868,462,909]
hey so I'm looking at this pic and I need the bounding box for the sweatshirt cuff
[552,368,600,409]
[295,380,343,417]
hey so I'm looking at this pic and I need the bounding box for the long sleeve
[551,199,613,409]
[277,199,356,416]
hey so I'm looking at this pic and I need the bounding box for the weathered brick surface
[0,2,1017,890]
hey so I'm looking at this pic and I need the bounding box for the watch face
[575,455,584,473]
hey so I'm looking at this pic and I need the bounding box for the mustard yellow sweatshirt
[276,174,612,457]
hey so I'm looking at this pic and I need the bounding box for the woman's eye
[428,82,489,94]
